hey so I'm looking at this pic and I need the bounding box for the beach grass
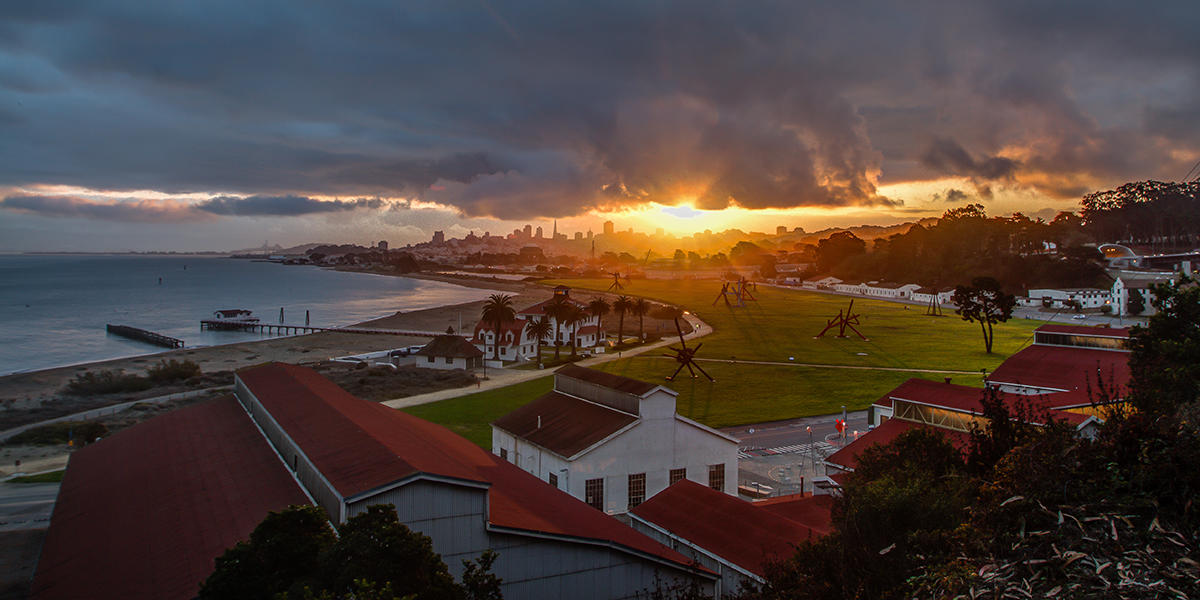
[402,376,553,448]
[8,469,66,483]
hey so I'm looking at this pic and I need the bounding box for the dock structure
[200,320,441,338]
[106,324,185,349]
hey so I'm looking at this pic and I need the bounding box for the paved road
[0,483,58,531]
[722,410,870,451]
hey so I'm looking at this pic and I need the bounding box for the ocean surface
[0,255,501,375]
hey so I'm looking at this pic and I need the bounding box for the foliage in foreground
[3,420,108,447]
[746,278,1200,600]
[64,359,203,395]
[199,504,502,600]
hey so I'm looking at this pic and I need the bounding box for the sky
[1,1,1198,252]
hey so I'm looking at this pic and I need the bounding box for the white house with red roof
[492,365,740,515]
[471,285,604,362]
[34,364,718,600]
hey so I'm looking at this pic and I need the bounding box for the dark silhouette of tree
[200,505,336,600]
[586,297,610,345]
[952,277,1016,353]
[479,294,515,361]
[1127,288,1145,316]
[631,298,650,342]
[322,506,461,600]
[544,295,569,360]
[816,231,866,273]
[523,317,552,369]
[613,295,631,346]
[1127,277,1200,417]
[563,305,588,358]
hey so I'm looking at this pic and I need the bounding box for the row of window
[583,464,726,511]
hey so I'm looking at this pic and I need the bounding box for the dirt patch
[312,362,478,402]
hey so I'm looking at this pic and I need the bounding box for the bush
[146,359,202,383]
[65,369,152,395]
[5,421,109,446]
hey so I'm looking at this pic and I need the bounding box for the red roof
[492,390,638,458]
[988,344,1130,394]
[631,480,824,577]
[518,296,586,316]
[872,379,1100,428]
[556,364,664,395]
[752,494,835,535]
[824,419,969,471]
[32,397,310,600]
[472,319,528,343]
[236,364,702,571]
[1036,324,1131,338]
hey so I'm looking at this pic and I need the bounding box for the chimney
[537,415,541,429]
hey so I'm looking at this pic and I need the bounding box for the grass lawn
[402,376,553,448]
[8,470,65,483]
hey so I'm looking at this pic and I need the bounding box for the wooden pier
[200,320,440,338]
[107,324,185,349]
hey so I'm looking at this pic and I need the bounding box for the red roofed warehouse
[234,363,715,599]
[492,365,739,515]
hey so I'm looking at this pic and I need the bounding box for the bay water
[0,255,501,375]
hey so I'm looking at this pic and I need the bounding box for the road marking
[738,441,835,459]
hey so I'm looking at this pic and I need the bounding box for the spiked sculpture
[815,299,869,340]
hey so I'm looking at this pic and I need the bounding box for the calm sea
[0,255,501,375]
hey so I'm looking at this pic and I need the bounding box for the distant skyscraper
[587,230,593,239]
[523,224,532,238]
[535,226,543,238]
[777,226,788,235]
[377,240,388,250]
[574,231,583,240]
[432,231,445,244]
[603,221,614,235]
[553,220,557,240]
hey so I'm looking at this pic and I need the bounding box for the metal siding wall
[554,374,640,415]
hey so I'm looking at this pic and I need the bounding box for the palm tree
[613,295,631,346]
[631,297,650,344]
[545,295,570,361]
[564,305,588,358]
[480,294,515,361]
[587,297,610,345]
[524,317,553,369]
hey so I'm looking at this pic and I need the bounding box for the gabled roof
[32,397,311,600]
[238,363,490,498]
[518,296,587,316]
[492,390,638,458]
[1036,324,1130,339]
[555,364,667,396]
[988,344,1130,394]
[824,419,969,472]
[872,379,1101,424]
[631,480,824,577]
[416,334,484,358]
[236,364,701,572]
[471,320,528,344]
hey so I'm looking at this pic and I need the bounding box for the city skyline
[2,2,1198,251]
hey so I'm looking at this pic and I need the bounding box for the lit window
[708,464,725,491]
[628,473,646,509]
[585,478,604,511]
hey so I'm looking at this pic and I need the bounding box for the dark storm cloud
[0,1,1197,220]
[0,195,201,222]
[195,195,390,216]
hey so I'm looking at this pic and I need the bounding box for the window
[548,473,558,487]
[499,448,508,461]
[585,478,604,511]
[426,356,434,363]
[708,464,725,491]
[444,357,452,364]
[628,473,646,509]
[669,468,687,485]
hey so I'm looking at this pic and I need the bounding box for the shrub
[5,421,109,446]
[146,359,202,383]
[65,369,152,395]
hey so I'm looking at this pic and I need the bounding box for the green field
[404,278,1049,445]
[402,376,553,448]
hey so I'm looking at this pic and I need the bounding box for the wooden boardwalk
[200,320,441,338]
[106,324,185,348]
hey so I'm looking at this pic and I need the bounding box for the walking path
[382,314,712,409]
[637,355,983,375]
[0,386,232,443]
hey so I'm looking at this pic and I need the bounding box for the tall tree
[1127,277,1200,416]
[200,505,335,600]
[563,305,588,358]
[631,298,650,343]
[479,294,515,361]
[612,295,632,346]
[952,277,1016,353]
[816,231,867,273]
[544,295,570,360]
[523,317,552,369]
[586,297,610,345]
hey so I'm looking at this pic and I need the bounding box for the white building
[1110,274,1171,317]
[1023,287,1111,309]
[861,282,922,299]
[414,334,484,370]
[802,276,842,290]
[470,320,538,361]
[492,365,739,515]
[911,286,955,306]
[516,285,604,349]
